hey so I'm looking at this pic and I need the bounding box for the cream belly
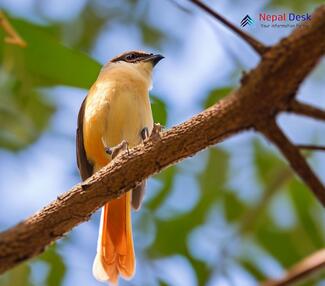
[104,80,153,147]
[83,80,153,170]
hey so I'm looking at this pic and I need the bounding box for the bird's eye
[125,54,136,61]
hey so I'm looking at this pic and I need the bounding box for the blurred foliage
[139,22,165,47]
[151,95,168,126]
[0,19,100,88]
[268,0,324,11]
[0,16,101,151]
[0,264,31,286]
[0,81,55,150]
[0,246,65,286]
[203,87,232,109]
[0,0,325,285]
[38,245,66,286]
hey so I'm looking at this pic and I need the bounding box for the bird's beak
[145,54,164,66]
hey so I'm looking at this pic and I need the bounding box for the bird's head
[108,50,163,77]
[111,50,164,67]
[99,51,164,89]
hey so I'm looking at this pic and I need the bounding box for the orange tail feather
[93,192,135,285]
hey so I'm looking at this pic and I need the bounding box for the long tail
[93,192,135,285]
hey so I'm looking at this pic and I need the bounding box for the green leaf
[151,95,168,126]
[39,245,66,286]
[239,258,266,281]
[203,87,232,108]
[238,141,293,234]
[140,22,165,47]
[0,263,32,286]
[256,220,304,266]
[254,188,320,267]
[0,16,101,151]
[148,166,177,211]
[0,18,101,89]
[268,0,323,12]
[288,179,325,248]
[248,140,324,270]
[0,81,55,151]
[224,191,246,222]
[254,140,286,186]
[188,257,210,286]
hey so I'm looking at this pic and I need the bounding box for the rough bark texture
[0,4,324,275]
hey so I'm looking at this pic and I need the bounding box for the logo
[240,12,311,29]
[241,15,254,27]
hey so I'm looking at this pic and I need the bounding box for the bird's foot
[150,123,163,141]
[140,127,149,141]
[105,140,129,159]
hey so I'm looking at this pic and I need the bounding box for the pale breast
[104,81,153,148]
[83,75,153,170]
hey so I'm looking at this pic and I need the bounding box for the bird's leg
[150,123,163,141]
[140,127,149,141]
[105,140,129,159]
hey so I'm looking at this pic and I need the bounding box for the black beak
[145,54,164,66]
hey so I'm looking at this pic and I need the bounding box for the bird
[76,51,164,285]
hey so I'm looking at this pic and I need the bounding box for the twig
[167,0,193,14]
[262,249,325,286]
[188,0,268,55]
[297,144,325,151]
[258,120,325,207]
[288,100,325,122]
[0,11,26,47]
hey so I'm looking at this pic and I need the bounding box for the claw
[150,123,163,141]
[105,146,113,155]
[140,127,149,141]
[105,140,129,159]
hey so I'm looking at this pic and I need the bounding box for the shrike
[76,51,163,285]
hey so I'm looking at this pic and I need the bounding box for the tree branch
[297,144,325,151]
[288,100,325,121]
[262,249,325,286]
[0,3,324,275]
[0,11,26,47]
[258,120,325,206]
[188,0,268,55]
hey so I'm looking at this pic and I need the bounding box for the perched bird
[76,51,163,285]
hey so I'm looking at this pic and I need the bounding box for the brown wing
[131,180,146,210]
[76,97,94,181]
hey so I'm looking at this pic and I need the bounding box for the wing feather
[131,181,146,210]
[76,97,94,180]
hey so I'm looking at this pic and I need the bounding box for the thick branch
[288,100,325,121]
[263,249,325,286]
[258,120,325,206]
[0,4,324,274]
[188,0,268,55]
